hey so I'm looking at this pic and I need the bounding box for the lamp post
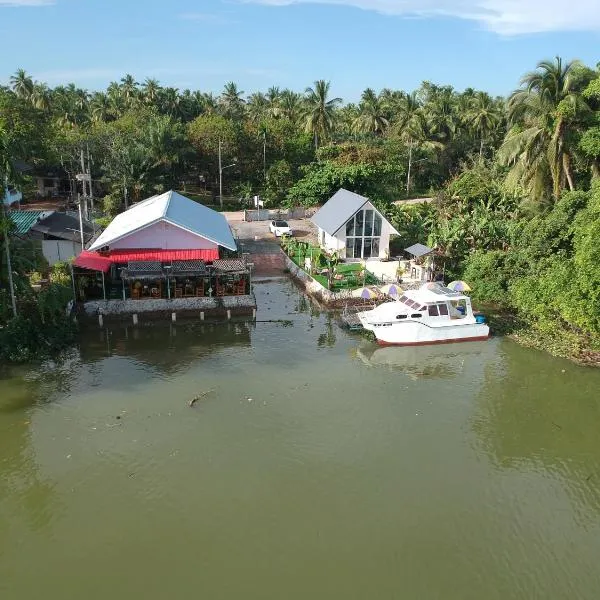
[218,140,236,210]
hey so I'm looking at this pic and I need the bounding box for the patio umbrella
[379,283,402,298]
[351,287,379,299]
[447,280,472,292]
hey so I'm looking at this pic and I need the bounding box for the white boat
[357,282,489,346]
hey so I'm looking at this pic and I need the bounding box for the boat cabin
[367,283,476,325]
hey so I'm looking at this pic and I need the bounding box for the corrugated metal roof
[31,212,93,242]
[89,191,236,251]
[8,211,46,235]
[311,189,368,236]
[405,243,433,257]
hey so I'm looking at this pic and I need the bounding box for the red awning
[73,250,113,273]
[72,248,220,272]
[107,248,219,263]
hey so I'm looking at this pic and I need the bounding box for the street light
[218,140,237,210]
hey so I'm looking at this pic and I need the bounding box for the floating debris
[189,389,215,407]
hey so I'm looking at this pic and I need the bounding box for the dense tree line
[2,56,600,361]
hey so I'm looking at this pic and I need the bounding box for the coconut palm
[120,74,138,107]
[266,86,282,118]
[30,83,51,112]
[499,56,591,201]
[246,92,268,123]
[141,78,161,105]
[352,88,389,135]
[303,80,342,148]
[219,82,245,119]
[279,89,302,124]
[393,92,439,193]
[10,69,33,100]
[90,92,112,122]
[426,86,457,143]
[466,91,502,159]
[200,92,219,115]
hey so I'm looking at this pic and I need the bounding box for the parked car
[269,220,293,237]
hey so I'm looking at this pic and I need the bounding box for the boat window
[428,305,440,317]
[405,299,415,307]
[420,305,427,311]
[449,300,468,319]
[438,303,449,316]
[410,313,422,318]
[396,314,407,319]
[399,295,409,303]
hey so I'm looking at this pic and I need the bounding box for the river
[1,279,600,599]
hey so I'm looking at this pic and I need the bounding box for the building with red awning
[72,191,250,303]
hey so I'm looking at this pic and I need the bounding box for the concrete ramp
[239,239,286,276]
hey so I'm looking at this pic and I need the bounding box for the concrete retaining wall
[82,294,257,322]
[283,254,366,307]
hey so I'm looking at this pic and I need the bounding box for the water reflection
[356,340,488,379]
[79,320,253,374]
[473,341,600,518]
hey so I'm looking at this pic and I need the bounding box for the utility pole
[218,139,223,210]
[77,193,85,248]
[263,131,266,181]
[1,189,17,318]
[87,143,94,215]
[80,148,88,220]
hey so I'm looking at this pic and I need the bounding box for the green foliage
[462,250,515,305]
[265,160,294,205]
[286,160,402,207]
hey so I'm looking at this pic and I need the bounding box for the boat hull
[377,334,489,346]
[363,319,489,346]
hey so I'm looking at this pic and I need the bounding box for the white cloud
[241,0,600,35]
[0,0,53,6]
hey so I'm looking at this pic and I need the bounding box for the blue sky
[0,0,598,101]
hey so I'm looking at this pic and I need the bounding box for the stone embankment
[81,295,256,325]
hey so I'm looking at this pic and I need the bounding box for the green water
[1,279,600,600]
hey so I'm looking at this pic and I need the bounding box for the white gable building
[311,189,399,260]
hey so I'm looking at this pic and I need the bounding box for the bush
[462,250,515,305]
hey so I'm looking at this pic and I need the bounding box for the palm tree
[279,89,302,124]
[141,78,161,105]
[200,92,219,115]
[303,80,342,148]
[159,87,184,120]
[90,92,111,122]
[10,69,33,100]
[393,92,436,193]
[219,82,245,119]
[466,91,502,159]
[499,56,591,201]
[426,86,457,143]
[246,92,268,123]
[352,88,389,135]
[30,83,51,112]
[266,86,281,118]
[120,74,138,107]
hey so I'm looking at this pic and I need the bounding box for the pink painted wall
[109,221,218,250]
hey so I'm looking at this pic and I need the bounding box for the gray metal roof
[311,188,400,237]
[31,212,93,243]
[311,189,368,236]
[405,243,434,257]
